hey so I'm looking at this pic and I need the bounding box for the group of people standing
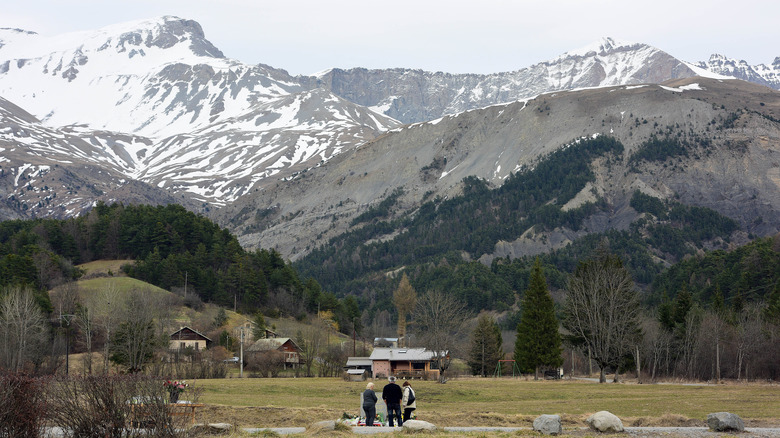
[361,376,416,427]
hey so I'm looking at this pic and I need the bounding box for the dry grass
[77,259,134,276]
[189,377,780,429]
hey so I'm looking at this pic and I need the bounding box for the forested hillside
[0,203,359,331]
[651,234,780,306]
[294,134,766,319]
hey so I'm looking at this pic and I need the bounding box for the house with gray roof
[369,347,441,380]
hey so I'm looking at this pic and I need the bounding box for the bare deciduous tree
[94,281,121,374]
[562,247,640,383]
[640,316,672,382]
[697,310,729,382]
[393,274,416,348]
[0,286,49,372]
[110,289,164,373]
[296,320,325,377]
[733,304,765,381]
[413,290,469,383]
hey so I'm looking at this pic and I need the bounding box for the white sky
[2,0,778,76]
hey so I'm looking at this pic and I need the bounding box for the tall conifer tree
[514,258,562,379]
[468,314,503,376]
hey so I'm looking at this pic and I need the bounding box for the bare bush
[47,374,197,437]
[248,351,286,377]
[149,359,228,380]
[0,372,49,438]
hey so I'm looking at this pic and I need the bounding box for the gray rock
[402,419,437,431]
[586,411,624,433]
[706,412,745,432]
[533,414,562,435]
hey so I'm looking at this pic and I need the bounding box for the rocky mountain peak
[698,53,780,89]
[561,36,645,58]
[102,15,224,59]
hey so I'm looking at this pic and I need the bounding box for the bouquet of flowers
[163,380,188,402]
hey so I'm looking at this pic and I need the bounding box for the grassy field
[190,377,780,429]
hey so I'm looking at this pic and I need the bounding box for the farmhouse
[369,347,440,380]
[246,337,302,369]
[169,326,212,351]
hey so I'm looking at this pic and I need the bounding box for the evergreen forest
[0,203,359,331]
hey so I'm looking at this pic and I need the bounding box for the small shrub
[0,372,49,438]
[47,374,197,437]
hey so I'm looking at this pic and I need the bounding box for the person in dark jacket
[362,382,378,426]
[382,376,403,427]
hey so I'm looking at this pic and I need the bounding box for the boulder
[402,419,437,431]
[586,411,624,433]
[706,412,745,432]
[533,414,562,435]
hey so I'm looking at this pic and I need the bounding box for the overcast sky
[2,0,778,76]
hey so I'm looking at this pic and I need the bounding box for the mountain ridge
[1,17,779,256]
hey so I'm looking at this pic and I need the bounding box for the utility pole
[239,326,245,378]
[59,313,75,375]
[571,349,575,379]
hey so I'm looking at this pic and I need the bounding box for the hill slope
[225,77,780,263]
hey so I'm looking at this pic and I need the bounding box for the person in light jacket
[402,381,416,422]
[362,382,378,426]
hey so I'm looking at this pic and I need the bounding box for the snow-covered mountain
[306,38,714,124]
[1,17,778,223]
[696,54,780,90]
[0,16,400,213]
[0,17,296,137]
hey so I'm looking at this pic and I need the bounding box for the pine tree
[468,314,503,376]
[514,258,562,379]
[252,313,267,339]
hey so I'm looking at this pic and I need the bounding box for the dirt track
[197,405,780,430]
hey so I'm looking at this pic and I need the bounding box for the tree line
[467,244,780,382]
[0,202,366,324]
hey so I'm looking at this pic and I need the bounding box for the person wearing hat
[381,376,403,427]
